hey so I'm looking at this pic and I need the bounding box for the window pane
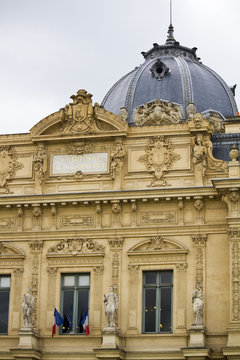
[78,275,90,286]
[161,272,172,284]
[62,290,74,333]
[144,288,156,332]
[63,276,75,287]
[0,291,10,333]
[160,287,172,332]
[0,277,10,288]
[145,272,157,284]
[77,289,89,333]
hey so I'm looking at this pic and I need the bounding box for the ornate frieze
[134,98,181,126]
[0,145,23,193]
[141,211,176,224]
[47,238,105,255]
[192,235,207,290]
[60,215,94,227]
[138,136,180,187]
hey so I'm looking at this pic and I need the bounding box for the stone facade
[0,90,239,360]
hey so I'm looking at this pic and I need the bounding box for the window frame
[0,275,11,335]
[142,271,173,334]
[60,273,90,335]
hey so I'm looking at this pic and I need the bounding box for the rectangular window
[0,275,11,334]
[143,271,172,333]
[61,274,89,334]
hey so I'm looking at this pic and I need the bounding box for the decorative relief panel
[138,136,180,187]
[66,141,95,155]
[60,215,94,227]
[134,98,181,126]
[192,235,207,294]
[0,218,17,230]
[47,238,105,256]
[140,212,176,224]
[228,227,240,321]
[0,145,24,193]
[0,242,25,258]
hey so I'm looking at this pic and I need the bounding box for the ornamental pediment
[47,237,105,257]
[0,242,25,258]
[30,89,128,140]
[128,236,187,254]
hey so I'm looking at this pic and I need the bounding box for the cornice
[0,186,219,206]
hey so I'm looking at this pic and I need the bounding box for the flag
[52,308,64,337]
[62,314,69,333]
[80,310,89,335]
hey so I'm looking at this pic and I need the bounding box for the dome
[101,26,238,124]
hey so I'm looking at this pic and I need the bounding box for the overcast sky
[0,0,240,134]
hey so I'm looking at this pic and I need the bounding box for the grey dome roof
[101,26,238,124]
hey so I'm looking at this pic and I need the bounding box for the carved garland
[0,146,23,193]
[228,228,240,321]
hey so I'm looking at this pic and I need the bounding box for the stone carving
[22,287,34,328]
[111,203,121,214]
[191,134,227,173]
[129,236,185,253]
[0,218,16,230]
[48,238,105,255]
[110,139,126,179]
[118,107,128,121]
[0,145,23,193]
[231,238,240,320]
[141,212,176,224]
[104,285,119,328]
[66,141,94,156]
[93,266,104,274]
[150,59,170,80]
[176,263,187,271]
[29,240,44,253]
[208,111,225,133]
[187,103,208,129]
[59,89,95,133]
[134,98,181,126]
[192,234,207,288]
[138,136,180,186]
[192,283,204,326]
[229,144,239,162]
[60,215,94,227]
[33,144,47,184]
[109,238,124,248]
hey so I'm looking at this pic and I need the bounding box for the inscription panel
[52,153,108,175]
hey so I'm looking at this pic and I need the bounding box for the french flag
[52,308,63,337]
[80,310,89,335]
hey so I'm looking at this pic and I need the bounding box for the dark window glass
[0,276,11,334]
[143,271,172,334]
[61,274,89,334]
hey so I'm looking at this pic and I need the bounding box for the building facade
[0,27,240,360]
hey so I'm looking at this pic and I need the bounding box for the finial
[165,0,176,45]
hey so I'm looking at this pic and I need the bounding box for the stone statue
[192,282,203,326]
[33,144,47,184]
[22,287,34,328]
[104,285,118,328]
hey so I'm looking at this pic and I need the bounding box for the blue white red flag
[80,310,89,335]
[52,308,63,337]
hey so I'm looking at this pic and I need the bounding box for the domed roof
[101,26,238,124]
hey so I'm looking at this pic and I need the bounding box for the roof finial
[165,0,176,45]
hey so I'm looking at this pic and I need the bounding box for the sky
[0,0,240,134]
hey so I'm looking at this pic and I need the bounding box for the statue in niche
[192,282,204,326]
[22,287,34,328]
[33,144,47,184]
[191,134,207,165]
[104,285,118,328]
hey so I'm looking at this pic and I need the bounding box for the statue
[33,144,47,184]
[22,287,34,328]
[192,283,204,326]
[104,285,118,328]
